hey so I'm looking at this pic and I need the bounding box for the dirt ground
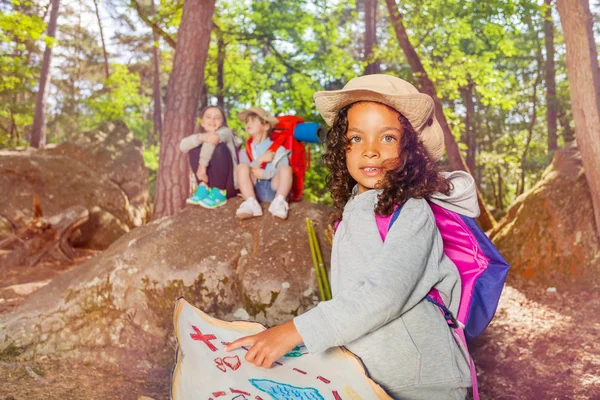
[0,251,598,400]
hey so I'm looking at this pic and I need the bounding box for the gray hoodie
[293,171,476,399]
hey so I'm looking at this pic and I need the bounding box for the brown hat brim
[313,88,445,161]
[238,108,279,128]
[314,89,434,130]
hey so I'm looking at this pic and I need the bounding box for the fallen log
[0,205,89,267]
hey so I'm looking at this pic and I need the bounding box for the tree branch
[130,0,176,49]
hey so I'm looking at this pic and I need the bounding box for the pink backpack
[374,200,510,399]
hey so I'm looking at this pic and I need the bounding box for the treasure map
[172,298,392,400]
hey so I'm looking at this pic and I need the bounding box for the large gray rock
[0,199,331,364]
[0,121,151,249]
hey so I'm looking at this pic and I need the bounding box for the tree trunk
[151,0,162,144]
[152,0,216,220]
[463,78,476,178]
[518,21,543,196]
[385,0,496,231]
[544,0,558,154]
[558,108,575,142]
[216,30,225,110]
[30,0,60,148]
[93,0,110,79]
[556,0,600,235]
[199,83,208,112]
[364,0,379,75]
[518,67,541,196]
[496,166,503,211]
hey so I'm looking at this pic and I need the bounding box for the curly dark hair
[323,102,452,225]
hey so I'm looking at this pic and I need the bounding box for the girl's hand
[204,133,220,146]
[257,151,275,164]
[224,321,303,368]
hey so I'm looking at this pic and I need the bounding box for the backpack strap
[425,296,460,329]
[245,136,287,169]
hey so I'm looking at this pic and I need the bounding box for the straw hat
[314,74,445,161]
[238,107,279,128]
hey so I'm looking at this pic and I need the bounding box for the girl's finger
[262,356,275,369]
[225,336,254,352]
[245,343,260,364]
[255,353,266,368]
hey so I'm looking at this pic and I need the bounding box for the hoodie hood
[347,170,480,218]
[429,171,480,218]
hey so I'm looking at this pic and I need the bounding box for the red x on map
[190,325,217,352]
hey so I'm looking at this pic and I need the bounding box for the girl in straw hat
[226,74,478,399]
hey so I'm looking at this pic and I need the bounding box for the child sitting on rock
[179,106,240,208]
[235,107,293,220]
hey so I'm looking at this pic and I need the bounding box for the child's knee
[237,163,250,174]
[237,163,253,181]
[280,165,293,177]
[212,142,229,158]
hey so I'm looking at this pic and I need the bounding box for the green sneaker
[186,185,209,205]
[198,188,227,209]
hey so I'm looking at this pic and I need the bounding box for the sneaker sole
[236,212,262,220]
[198,199,227,209]
[186,199,201,205]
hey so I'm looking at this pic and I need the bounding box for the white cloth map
[172,298,392,400]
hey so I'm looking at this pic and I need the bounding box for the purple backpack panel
[376,201,509,341]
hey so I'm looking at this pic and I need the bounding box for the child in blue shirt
[236,107,293,220]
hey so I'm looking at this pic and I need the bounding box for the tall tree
[152,0,216,219]
[151,0,162,144]
[30,0,60,148]
[364,0,379,75]
[463,77,476,178]
[385,0,497,230]
[556,0,600,234]
[93,0,110,79]
[544,0,558,154]
[518,42,542,197]
[216,28,225,110]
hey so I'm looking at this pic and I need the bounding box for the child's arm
[238,147,262,169]
[180,131,220,154]
[226,202,446,368]
[198,143,216,167]
[179,133,202,153]
[260,147,290,180]
[294,201,448,354]
[215,126,234,144]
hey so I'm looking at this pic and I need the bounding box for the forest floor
[0,250,598,400]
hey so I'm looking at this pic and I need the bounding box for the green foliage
[0,4,45,147]
[380,0,571,213]
[303,144,331,205]
[143,144,159,200]
[85,64,151,141]
[0,0,577,215]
